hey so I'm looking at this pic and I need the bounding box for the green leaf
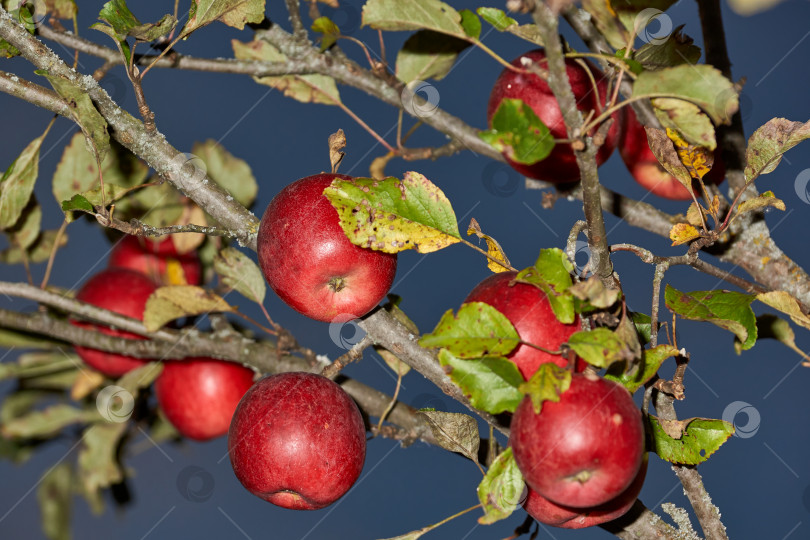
[183,0,266,36]
[0,126,48,229]
[1,404,94,439]
[324,172,461,254]
[0,39,21,58]
[756,290,810,330]
[0,352,77,381]
[0,328,60,349]
[630,311,655,345]
[648,415,734,465]
[755,314,810,364]
[569,277,621,311]
[476,7,517,30]
[518,363,571,414]
[232,39,341,105]
[78,422,128,495]
[614,50,644,76]
[438,350,523,414]
[652,98,717,149]
[567,328,633,368]
[395,31,470,83]
[129,14,177,42]
[213,247,266,304]
[89,22,131,63]
[634,26,701,70]
[0,229,69,264]
[124,181,184,229]
[459,9,480,39]
[479,99,554,165]
[417,410,480,463]
[190,140,258,207]
[116,362,164,394]
[664,285,757,350]
[362,0,465,37]
[311,16,340,51]
[514,248,575,324]
[143,285,234,332]
[419,303,519,358]
[37,462,73,540]
[734,190,785,219]
[97,0,140,40]
[477,448,524,524]
[634,65,738,126]
[605,344,680,394]
[744,118,810,183]
[43,0,78,19]
[41,72,110,164]
[53,134,148,219]
[61,194,94,214]
[6,197,42,250]
[476,7,543,45]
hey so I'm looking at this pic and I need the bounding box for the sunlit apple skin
[155,358,255,441]
[109,235,202,285]
[510,372,644,508]
[72,268,157,377]
[228,372,366,510]
[464,271,582,380]
[523,454,648,528]
[487,49,623,184]
[619,107,725,200]
[256,173,397,322]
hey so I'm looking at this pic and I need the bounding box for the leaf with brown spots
[324,172,461,254]
[419,302,519,358]
[745,118,810,183]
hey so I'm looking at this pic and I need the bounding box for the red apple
[619,106,725,200]
[510,372,644,508]
[256,173,397,322]
[228,372,366,510]
[464,271,582,380]
[109,235,202,285]
[523,454,648,529]
[155,358,255,441]
[72,268,157,377]
[487,49,624,184]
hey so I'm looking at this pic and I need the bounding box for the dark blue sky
[2,1,810,539]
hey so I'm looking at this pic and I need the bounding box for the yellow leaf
[70,369,106,401]
[666,128,716,180]
[164,259,188,286]
[143,286,234,332]
[669,223,701,246]
[171,203,207,255]
[686,202,705,227]
[466,218,511,273]
[756,291,810,330]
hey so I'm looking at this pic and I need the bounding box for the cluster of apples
[73,236,256,441]
[463,272,646,529]
[488,48,724,199]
